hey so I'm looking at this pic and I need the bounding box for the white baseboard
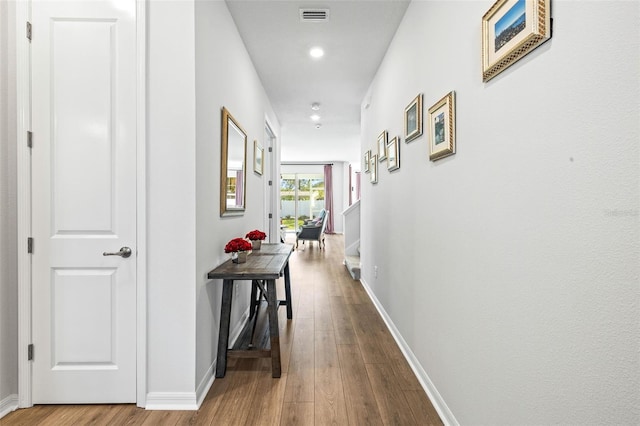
[193,307,251,410]
[145,392,198,410]
[146,307,251,411]
[195,362,215,409]
[0,394,19,420]
[359,278,459,426]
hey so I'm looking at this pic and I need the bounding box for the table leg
[283,262,293,319]
[266,278,282,378]
[216,279,234,378]
[250,280,258,319]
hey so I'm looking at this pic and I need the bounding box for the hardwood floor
[1,234,442,425]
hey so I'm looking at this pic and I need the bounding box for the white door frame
[15,0,148,408]
[264,117,280,244]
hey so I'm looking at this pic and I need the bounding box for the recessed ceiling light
[310,114,321,121]
[311,102,320,111]
[309,47,324,59]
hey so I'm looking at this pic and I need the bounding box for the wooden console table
[207,243,293,378]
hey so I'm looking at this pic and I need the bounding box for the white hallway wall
[360,1,639,425]
[146,0,198,402]
[193,0,280,398]
[147,0,280,406]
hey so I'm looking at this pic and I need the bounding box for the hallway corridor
[1,234,442,425]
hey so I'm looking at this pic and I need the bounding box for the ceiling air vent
[300,9,330,22]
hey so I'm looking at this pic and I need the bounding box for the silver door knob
[103,247,132,258]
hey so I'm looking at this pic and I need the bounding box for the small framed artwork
[377,130,388,161]
[428,91,456,161]
[370,154,378,184]
[404,94,423,143]
[253,140,264,175]
[482,0,551,82]
[364,150,371,173]
[387,137,399,171]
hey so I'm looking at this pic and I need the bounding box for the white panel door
[31,0,137,403]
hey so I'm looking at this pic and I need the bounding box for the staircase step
[344,255,361,280]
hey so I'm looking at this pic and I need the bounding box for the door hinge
[27,237,33,254]
[28,344,34,361]
[268,213,273,219]
[268,147,273,153]
[268,180,272,186]
[26,22,32,41]
[27,131,33,148]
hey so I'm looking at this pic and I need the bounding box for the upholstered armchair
[296,209,329,249]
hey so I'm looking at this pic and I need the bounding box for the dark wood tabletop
[207,253,289,280]
[250,243,294,256]
[207,243,293,280]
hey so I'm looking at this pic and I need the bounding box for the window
[280,173,325,233]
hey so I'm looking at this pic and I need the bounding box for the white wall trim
[16,0,32,409]
[0,394,19,420]
[144,392,198,411]
[264,116,279,244]
[135,0,148,408]
[147,306,250,411]
[195,362,215,408]
[191,307,249,411]
[360,277,459,426]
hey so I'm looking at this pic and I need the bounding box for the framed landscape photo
[377,130,388,161]
[482,0,551,82]
[404,94,423,142]
[428,91,456,161]
[370,154,378,184]
[253,140,264,175]
[364,150,371,173]
[387,137,399,171]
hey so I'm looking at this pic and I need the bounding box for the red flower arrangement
[224,237,252,253]
[245,229,267,241]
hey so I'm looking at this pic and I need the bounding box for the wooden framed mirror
[220,107,247,216]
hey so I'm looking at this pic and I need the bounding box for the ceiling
[225,0,410,166]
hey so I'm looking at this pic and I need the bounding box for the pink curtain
[323,164,334,233]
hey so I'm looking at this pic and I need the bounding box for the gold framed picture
[377,130,388,161]
[370,154,378,184]
[404,94,423,142]
[387,137,399,171]
[482,0,551,82]
[428,91,456,161]
[364,150,371,173]
[253,140,264,175]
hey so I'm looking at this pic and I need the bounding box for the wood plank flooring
[1,234,442,425]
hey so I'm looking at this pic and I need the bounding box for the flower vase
[251,239,262,250]
[231,251,247,264]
